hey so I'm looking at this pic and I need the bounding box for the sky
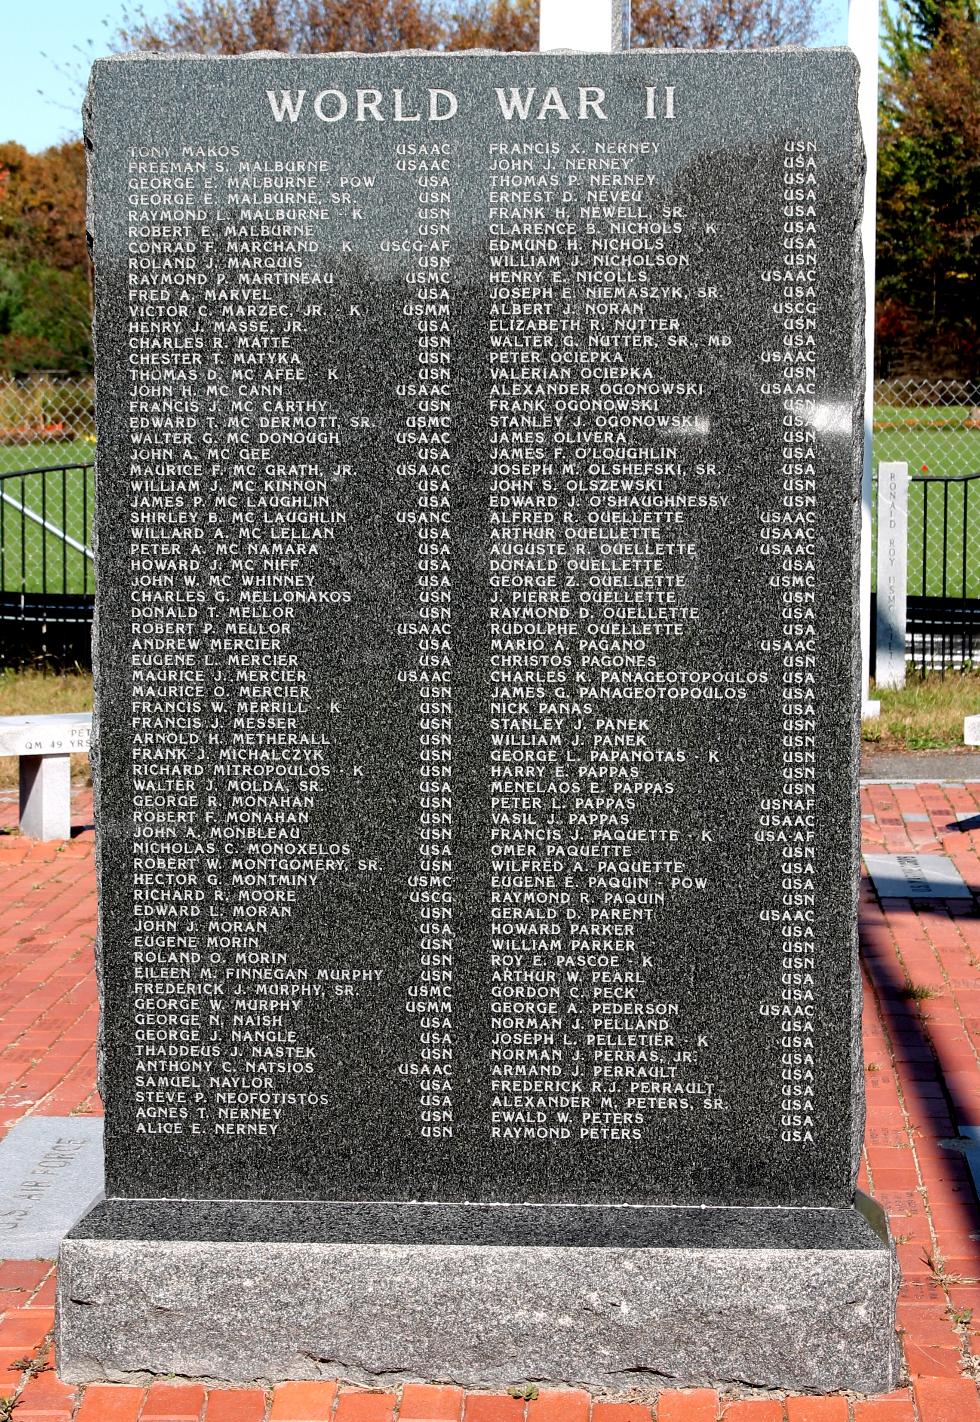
[0,0,170,151]
[0,0,852,154]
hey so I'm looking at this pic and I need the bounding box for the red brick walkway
[1,783,978,1422]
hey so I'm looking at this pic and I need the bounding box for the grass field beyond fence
[0,445,95,596]
[865,668,980,750]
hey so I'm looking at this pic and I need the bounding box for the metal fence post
[875,461,910,689]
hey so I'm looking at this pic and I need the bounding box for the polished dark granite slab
[61,46,898,1396]
[87,47,865,1210]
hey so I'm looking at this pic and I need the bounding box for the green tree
[876,3,980,377]
[883,0,975,74]
[0,261,92,377]
[0,142,91,375]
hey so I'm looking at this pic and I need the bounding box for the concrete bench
[966,715,980,747]
[0,713,92,840]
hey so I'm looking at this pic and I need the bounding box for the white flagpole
[849,0,882,717]
[539,0,631,52]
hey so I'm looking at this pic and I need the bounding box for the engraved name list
[90,50,860,1209]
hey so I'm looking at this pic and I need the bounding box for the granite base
[57,1195,899,1395]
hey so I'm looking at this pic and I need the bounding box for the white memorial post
[875,462,910,688]
[540,0,631,52]
[848,0,882,716]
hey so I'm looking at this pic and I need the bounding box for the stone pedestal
[59,1196,897,1394]
[20,754,72,841]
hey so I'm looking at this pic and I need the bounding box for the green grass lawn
[873,403,977,426]
[872,425,980,598]
[0,439,94,473]
[0,442,95,596]
[864,668,980,750]
[874,426,980,479]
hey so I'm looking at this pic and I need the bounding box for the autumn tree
[117,0,442,53]
[441,0,536,50]
[876,0,980,377]
[0,142,87,273]
[0,142,91,375]
[116,0,817,54]
[630,0,815,48]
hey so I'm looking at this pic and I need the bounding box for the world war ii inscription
[90,51,861,1207]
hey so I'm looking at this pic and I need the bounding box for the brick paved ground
[1,783,978,1422]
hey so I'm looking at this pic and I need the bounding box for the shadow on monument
[859,880,980,1267]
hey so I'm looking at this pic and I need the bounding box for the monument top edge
[90,45,858,65]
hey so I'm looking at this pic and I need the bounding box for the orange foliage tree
[0,142,91,375]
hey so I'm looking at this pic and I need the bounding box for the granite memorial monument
[57,40,898,1394]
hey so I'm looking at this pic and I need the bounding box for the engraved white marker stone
[864,852,973,899]
[0,1118,103,1259]
[875,462,909,690]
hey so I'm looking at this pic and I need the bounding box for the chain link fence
[875,377,980,473]
[870,379,980,674]
[872,378,980,597]
[0,376,96,590]
[0,374,95,468]
[0,373,978,669]
[0,375,96,666]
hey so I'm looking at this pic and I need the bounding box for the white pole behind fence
[848,0,882,716]
[875,462,910,689]
[539,0,631,52]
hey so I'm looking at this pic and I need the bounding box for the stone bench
[0,713,92,840]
